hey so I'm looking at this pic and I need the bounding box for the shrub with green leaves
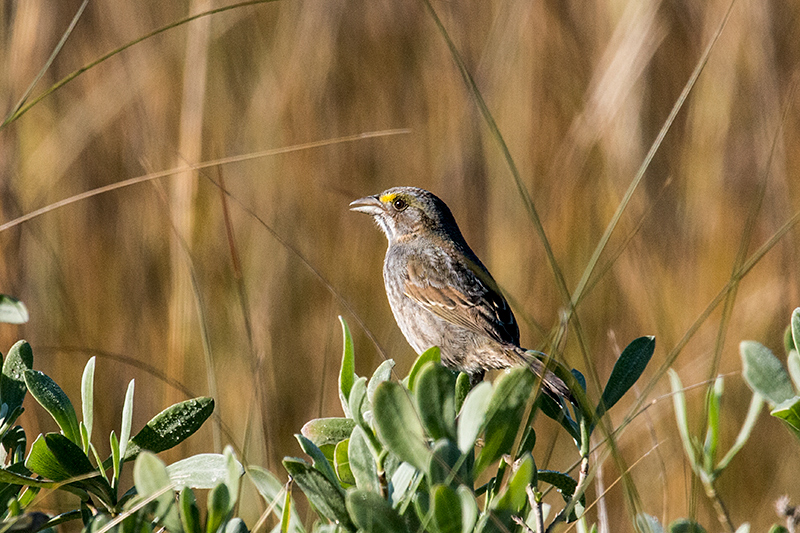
[89,446,246,533]
[0,298,657,533]
[282,317,655,533]
[740,307,800,439]
[0,340,225,532]
[642,308,800,533]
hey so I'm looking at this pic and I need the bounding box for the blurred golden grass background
[1,0,800,529]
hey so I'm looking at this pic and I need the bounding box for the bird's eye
[392,197,408,211]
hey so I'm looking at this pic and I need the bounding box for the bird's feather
[403,252,519,345]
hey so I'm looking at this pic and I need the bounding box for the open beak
[349,195,385,216]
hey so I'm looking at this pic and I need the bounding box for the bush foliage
[0,302,797,532]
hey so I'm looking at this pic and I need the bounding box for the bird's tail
[508,345,573,403]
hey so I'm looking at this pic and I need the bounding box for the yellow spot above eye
[379,193,397,204]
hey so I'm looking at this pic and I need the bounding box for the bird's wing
[403,251,519,345]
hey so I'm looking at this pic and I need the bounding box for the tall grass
[1,0,799,528]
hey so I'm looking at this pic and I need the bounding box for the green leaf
[716,392,764,471]
[571,369,587,392]
[26,434,91,481]
[537,470,579,504]
[24,370,81,445]
[320,444,339,466]
[296,434,341,489]
[301,418,357,448]
[134,452,181,531]
[248,465,283,503]
[110,431,121,487]
[668,370,698,472]
[457,486,478,533]
[339,316,357,417]
[348,377,368,428]
[771,396,800,439]
[207,483,232,533]
[27,434,113,503]
[283,457,354,531]
[224,445,242,506]
[428,438,470,487]
[23,437,79,496]
[430,484,461,533]
[2,340,33,418]
[456,381,492,454]
[346,489,405,533]
[702,376,723,470]
[792,307,800,354]
[597,336,655,419]
[0,295,28,324]
[372,381,431,472]
[475,368,534,476]
[165,453,243,490]
[785,325,796,357]
[348,426,380,493]
[123,397,214,462]
[539,393,579,442]
[740,341,794,406]
[406,347,441,392]
[415,363,457,442]
[493,454,534,513]
[334,439,355,486]
[367,359,395,404]
[543,368,593,434]
[119,380,135,463]
[787,350,800,392]
[80,358,95,451]
[0,464,54,488]
[668,518,707,533]
[179,488,202,533]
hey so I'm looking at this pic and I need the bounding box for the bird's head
[349,187,459,244]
